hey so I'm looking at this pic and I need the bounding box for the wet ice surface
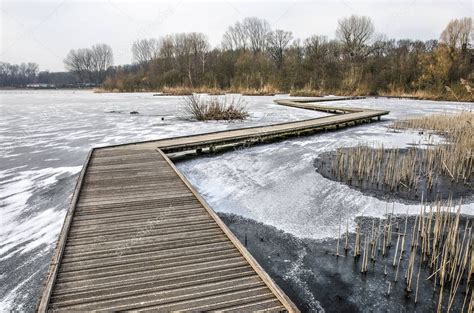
[0,90,472,311]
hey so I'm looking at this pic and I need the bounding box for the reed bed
[339,201,473,311]
[161,85,282,96]
[325,112,473,198]
[392,112,473,190]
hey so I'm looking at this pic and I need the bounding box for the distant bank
[1,86,471,102]
[94,86,474,102]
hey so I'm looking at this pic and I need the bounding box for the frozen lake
[0,90,472,311]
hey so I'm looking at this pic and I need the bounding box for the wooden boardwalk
[116,98,389,154]
[37,98,389,312]
[38,148,296,311]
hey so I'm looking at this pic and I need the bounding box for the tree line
[1,15,472,100]
[0,61,79,87]
[0,62,40,87]
[0,43,113,88]
[103,15,472,100]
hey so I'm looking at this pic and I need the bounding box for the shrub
[181,95,249,121]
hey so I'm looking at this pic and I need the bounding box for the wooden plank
[59,242,236,271]
[50,267,258,307]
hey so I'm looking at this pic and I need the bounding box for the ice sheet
[0,90,472,310]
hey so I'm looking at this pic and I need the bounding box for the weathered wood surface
[38,148,297,312]
[38,98,389,312]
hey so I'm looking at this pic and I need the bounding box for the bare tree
[64,44,113,83]
[189,32,210,74]
[91,44,113,82]
[23,62,39,80]
[159,35,175,68]
[222,22,248,51]
[91,44,113,72]
[132,38,161,64]
[440,17,472,51]
[172,33,193,85]
[0,62,39,86]
[267,29,293,68]
[336,15,375,60]
[242,17,271,53]
[222,27,236,51]
[166,33,210,87]
[304,35,342,65]
[64,48,93,82]
[304,35,330,59]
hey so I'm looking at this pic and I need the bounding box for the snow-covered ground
[0,90,472,311]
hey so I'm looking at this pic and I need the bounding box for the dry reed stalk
[461,236,473,312]
[370,220,377,261]
[352,200,471,308]
[447,225,470,312]
[361,235,367,273]
[411,213,419,249]
[393,234,401,267]
[336,216,342,257]
[345,220,349,252]
[355,224,361,258]
[377,221,382,253]
[329,112,473,197]
[402,210,409,255]
[394,234,404,282]
[427,205,434,257]
[415,260,422,304]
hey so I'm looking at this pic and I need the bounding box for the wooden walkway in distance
[37,98,389,312]
[117,98,389,154]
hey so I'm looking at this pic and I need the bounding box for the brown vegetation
[392,111,473,189]
[319,112,473,200]
[181,95,249,121]
[289,88,325,97]
[345,202,473,311]
[98,16,472,102]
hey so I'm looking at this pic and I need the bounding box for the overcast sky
[1,0,472,72]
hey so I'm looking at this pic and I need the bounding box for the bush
[181,95,249,121]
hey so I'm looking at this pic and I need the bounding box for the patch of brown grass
[181,95,249,121]
[328,112,473,193]
[289,88,325,97]
[379,87,473,102]
[160,86,225,96]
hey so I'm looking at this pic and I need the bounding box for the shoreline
[1,87,472,102]
[96,87,473,102]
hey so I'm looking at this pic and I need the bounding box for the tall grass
[181,95,249,121]
[163,85,281,96]
[328,112,473,194]
[344,201,473,311]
